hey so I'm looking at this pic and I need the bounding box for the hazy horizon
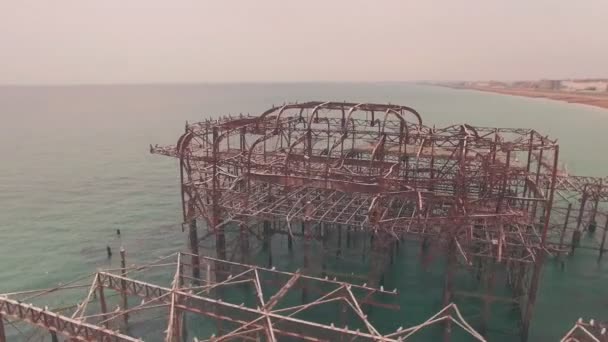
[2,0,607,85]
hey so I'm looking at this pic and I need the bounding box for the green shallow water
[1,83,607,341]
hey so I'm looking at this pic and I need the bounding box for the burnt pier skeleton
[150,101,608,341]
[0,252,486,341]
[3,101,607,341]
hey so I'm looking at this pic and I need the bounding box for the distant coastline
[431,82,608,110]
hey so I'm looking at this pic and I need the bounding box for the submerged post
[97,274,109,328]
[301,220,310,303]
[263,220,272,267]
[480,261,496,337]
[0,313,6,342]
[336,224,342,256]
[212,126,227,282]
[589,191,600,233]
[558,203,572,257]
[287,233,293,251]
[188,214,201,286]
[599,216,608,260]
[346,226,351,248]
[239,224,250,263]
[120,247,129,329]
[576,188,588,231]
[442,238,455,342]
[522,145,559,342]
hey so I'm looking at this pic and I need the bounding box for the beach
[453,86,608,110]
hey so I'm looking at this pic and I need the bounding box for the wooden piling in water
[336,224,342,256]
[576,188,588,231]
[97,274,109,328]
[442,239,455,342]
[599,216,608,260]
[480,261,496,337]
[263,221,272,267]
[301,221,309,303]
[0,313,6,342]
[589,191,600,232]
[558,203,572,257]
[188,218,200,286]
[346,226,351,248]
[120,247,129,329]
[239,224,250,263]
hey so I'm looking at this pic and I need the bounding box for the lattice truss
[0,252,486,341]
[542,174,608,251]
[147,101,608,342]
[151,101,589,264]
[561,318,608,342]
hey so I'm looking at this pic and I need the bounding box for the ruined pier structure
[3,101,606,341]
[151,101,608,341]
[0,252,486,341]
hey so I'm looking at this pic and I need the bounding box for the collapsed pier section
[0,252,485,341]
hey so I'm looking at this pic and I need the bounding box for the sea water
[1,83,607,341]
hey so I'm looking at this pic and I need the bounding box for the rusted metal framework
[561,318,608,342]
[0,252,485,341]
[546,175,608,255]
[150,101,608,341]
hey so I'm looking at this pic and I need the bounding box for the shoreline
[445,85,608,110]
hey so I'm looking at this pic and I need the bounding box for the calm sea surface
[1,83,607,341]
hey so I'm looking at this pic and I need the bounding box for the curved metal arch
[254,102,423,133]
[306,101,331,128]
[305,102,332,157]
[258,105,283,120]
[369,133,388,166]
[321,103,367,168]
[176,131,195,156]
[175,130,196,222]
[257,102,323,127]
[327,117,357,170]
[392,104,423,126]
[460,124,480,139]
[246,132,278,173]
[271,104,290,131]
[343,103,366,132]
[381,108,409,133]
[283,134,308,171]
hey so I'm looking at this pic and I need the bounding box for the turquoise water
[1,83,607,340]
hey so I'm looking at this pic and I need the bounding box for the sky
[1,0,607,84]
